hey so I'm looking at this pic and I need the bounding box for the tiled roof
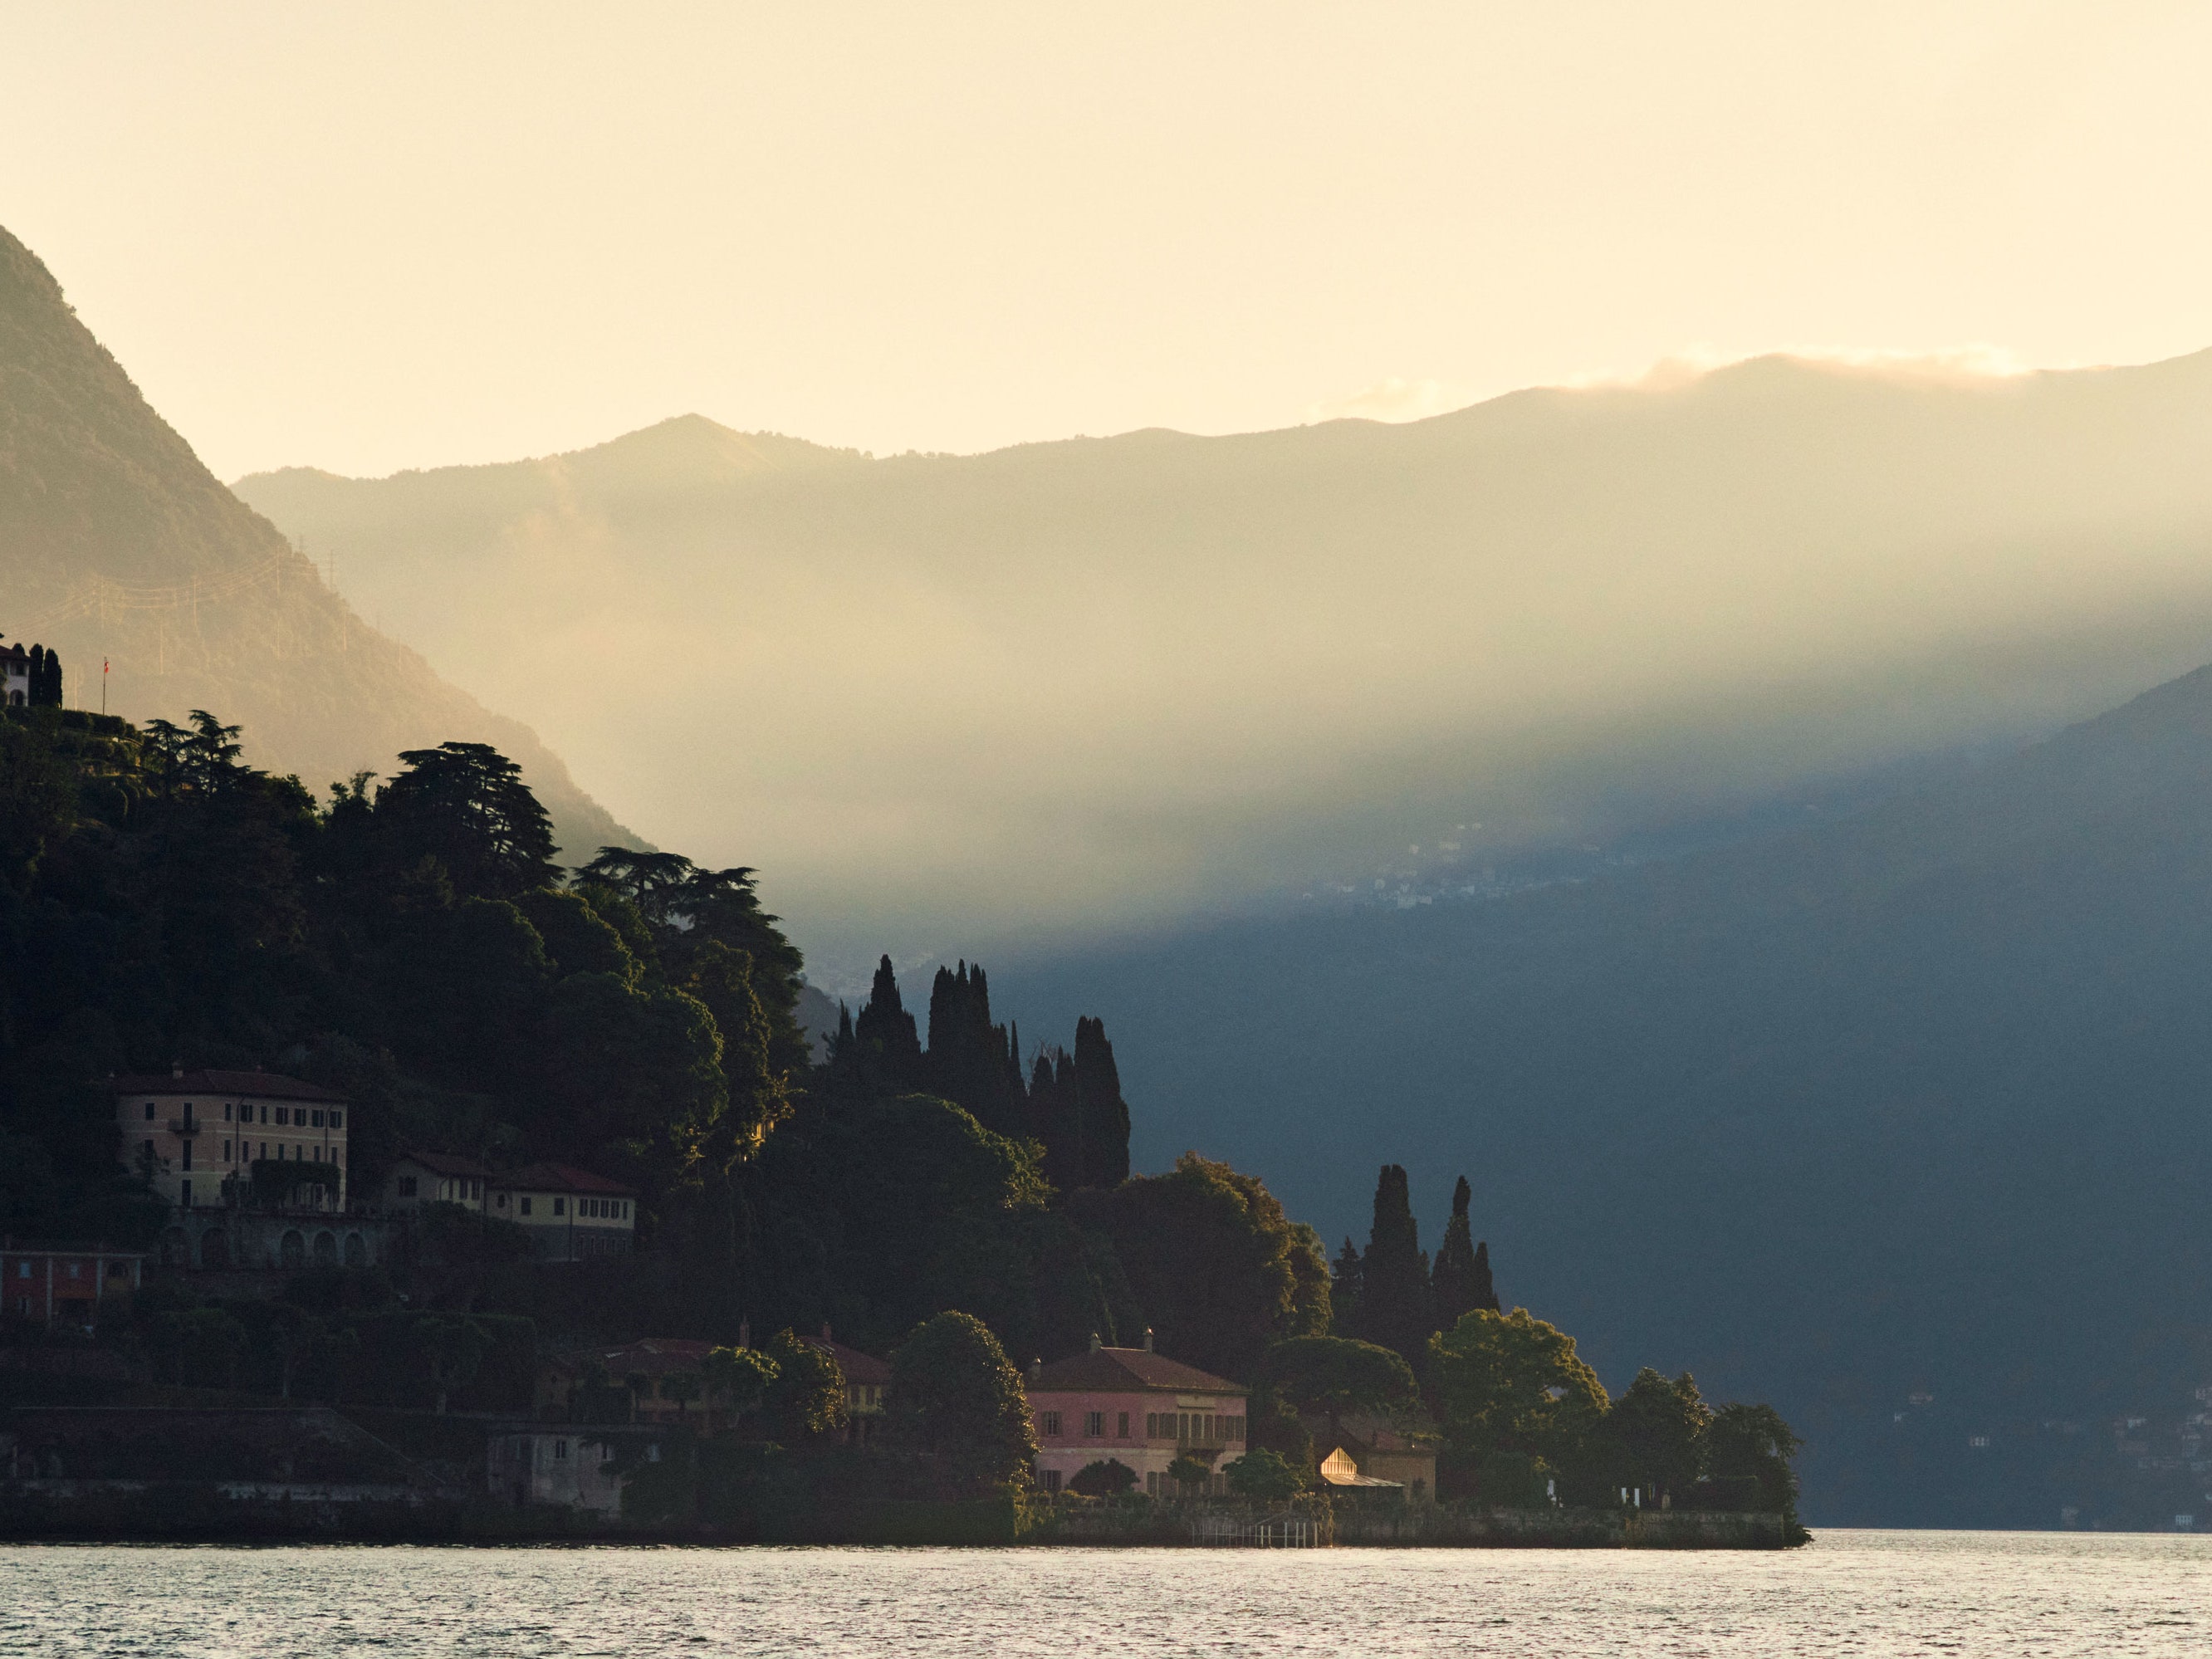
[804,1334,892,1386]
[497,1162,636,1197]
[395,1150,493,1179]
[107,1069,346,1104]
[1027,1347,1244,1396]
[588,1338,712,1378]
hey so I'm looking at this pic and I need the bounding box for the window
[1042,1467,1063,1494]
[553,1197,565,1216]
[1118,1412,1129,1438]
[260,1105,268,1124]
[554,1439,568,1461]
[311,1110,324,1128]
[275,1108,288,1126]
[15,1263,27,1279]
[180,1142,192,1172]
[144,1103,155,1121]
[223,1142,232,1162]
[66,1264,79,1279]
[398,1176,418,1198]
[521,1197,532,1216]
[258,1142,267,1158]
[1084,1411,1104,1437]
[180,1180,192,1208]
[330,1111,343,1129]
[496,1192,508,1209]
[1040,1412,1062,1437]
[223,1104,232,1122]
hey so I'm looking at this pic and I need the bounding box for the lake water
[1,1531,2206,1657]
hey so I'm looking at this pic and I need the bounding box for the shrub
[1225,1447,1307,1500]
[1068,1458,1138,1496]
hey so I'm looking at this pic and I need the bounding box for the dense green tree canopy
[1606,1368,1711,1500]
[1076,1153,1331,1382]
[885,1310,1036,1496]
[1259,1335,1417,1436]
[1428,1307,1608,1465]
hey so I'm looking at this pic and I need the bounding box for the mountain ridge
[0,223,639,864]
[237,342,2212,972]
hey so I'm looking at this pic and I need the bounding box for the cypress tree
[1471,1240,1499,1314]
[854,954,922,1088]
[1431,1175,1490,1329]
[1331,1236,1364,1331]
[1352,1164,1434,1369]
[922,960,1025,1136]
[41,647,61,707]
[1071,1015,1131,1189]
[26,645,45,707]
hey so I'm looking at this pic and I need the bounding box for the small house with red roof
[381,1150,493,1212]
[800,1324,893,1441]
[1025,1333,1248,1496]
[489,1162,636,1260]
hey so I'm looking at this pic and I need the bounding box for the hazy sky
[4,2,2210,482]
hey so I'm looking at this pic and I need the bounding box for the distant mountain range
[0,225,634,863]
[237,350,2212,977]
[999,657,2212,1526]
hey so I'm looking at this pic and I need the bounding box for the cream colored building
[110,1068,350,1213]
[488,1163,636,1260]
[382,1150,492,1212]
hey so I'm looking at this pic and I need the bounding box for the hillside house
[381,1151,493,1212]
[487,1425,668,1513]
[490,1163,635,1260]
[109,1068,350,1216]
[1308,1411,1438,1500]
[800,1324,891,1442]
[0,1241,144,1329]
[1025,1333,1247,1496]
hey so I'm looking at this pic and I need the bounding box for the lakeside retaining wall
[0,1482,1794,1548]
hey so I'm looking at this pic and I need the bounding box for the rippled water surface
[2,1531,2208,1657]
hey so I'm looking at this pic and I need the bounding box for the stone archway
[343,1232,368,1268]
[280,1231,306,1270]
[312,1231,339,1268]
[197,1230,228,1270]
[160,1227,190,1269]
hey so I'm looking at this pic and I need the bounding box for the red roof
[498,1162,636,1197]
[804,1334,892,1386]
[551,1338,714,1379]
[108,1069,346,1104]
[1027,1346,1244,1397]
[395,1150,493,1179]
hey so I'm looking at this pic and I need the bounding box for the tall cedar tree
[1353,1163,1435,1370]
[1431,1175,1500,1327]
[376,741,561,899]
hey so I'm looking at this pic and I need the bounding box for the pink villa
[1025,1333,1247,1497]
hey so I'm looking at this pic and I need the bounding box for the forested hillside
[0,223,630,863]
[0,702,1331,1373]
[1003,657,2212,1524]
